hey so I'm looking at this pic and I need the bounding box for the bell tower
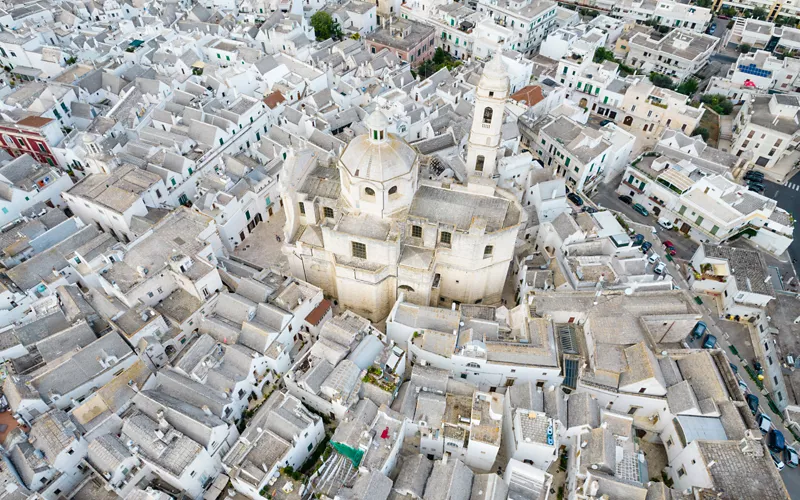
[465,49,510,179]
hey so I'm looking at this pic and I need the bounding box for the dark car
[618,195,633,205]
[753,360,764,374]
[746,393,760,415]
[709,23,716,34]
[641,241,652,253]
[729,362,738,374]
[748,183,765,193]
[691,321,707,339]
[567,193,584,206]
[582,206,598,213]
[632,203,649,216]
[633,234,645,246]
[769,429,786,454]
[744,170,764,182]
[599,119,613,126]
[702,334,717,349]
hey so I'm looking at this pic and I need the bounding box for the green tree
[751,7,768,19]
[310,11,342,41]
[739,43,752,53]
[691,127,710,141]
[721,6,738,17]
[593,47,616,64]
[676,78,699,96]
[649,72,675,89]
[700,94,734,114]
[695,0,711,7]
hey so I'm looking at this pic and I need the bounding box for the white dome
[339,133,417,183]
[365,109,390,131]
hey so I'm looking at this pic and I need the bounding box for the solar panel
[563,357,579,389]
[558,324,579,354]
[738,64,772,78]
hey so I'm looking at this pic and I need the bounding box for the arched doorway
[579,98,588,108]
[623,116,634,126]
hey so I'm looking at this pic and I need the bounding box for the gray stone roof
[88,434,133,474]
[394,454,433,498]
[424,458,474,500]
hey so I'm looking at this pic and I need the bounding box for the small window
[483,245,493,257]
[440,231,451,244]
[412,225,422,238]
[352,241,367,259]
[365,187,375,196]
[324,206,334,218]
[677,467,686,477]
[388,186,398,195]
[299,202,306,215]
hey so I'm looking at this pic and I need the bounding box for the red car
[666,248,677,256]
[663,240,675,248]
[662,240,677,256]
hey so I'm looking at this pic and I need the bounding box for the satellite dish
[625,288,633,295]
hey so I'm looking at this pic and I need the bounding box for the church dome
[339,110,417,183]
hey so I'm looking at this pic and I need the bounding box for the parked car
[641,241,652,253]
[657,217,674,229]
[748,183,765,193]
[618,195,633,205]
[769,429,786,454]
[702,334,717,349]
[738,379,748,394]
[632,203,649,216]
[758,413,772,433]
[648,253,660,264]
[744,170,764,182]
[691,321,707,339]
[746,393,760,415]
[785,447,799,468]
[599,119,613,126]
[772,452,785,471]
[633,234,645,245]
[753,360,764,374]
[729,362,738,374]
[582,206,598,213]
[567,193,584,206]
[709,23,717,34]
[654,262,667,275]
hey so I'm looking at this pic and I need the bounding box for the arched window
[365,187,375,196]
[398,285,415,292]
[475,155,485,172]
[466,362,481,369]
[482,106,493,125]
[388,186,398,195]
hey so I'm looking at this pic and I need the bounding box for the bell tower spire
[465,48,509,179]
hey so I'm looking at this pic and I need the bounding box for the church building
[279,53,523,321]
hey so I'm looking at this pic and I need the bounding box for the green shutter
[711,225,719,235]
[565,157,571,166]
[245,210,251,220]
[679,205,686,215]
[696,215,704,225]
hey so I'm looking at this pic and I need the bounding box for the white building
[280,62,522,322]
[731,93,800,171]
[626,28,718,82]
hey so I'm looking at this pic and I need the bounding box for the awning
[192,61,205,68]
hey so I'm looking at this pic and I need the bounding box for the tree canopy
[310,11,342,41]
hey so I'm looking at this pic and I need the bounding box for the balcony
[622,180,644,194]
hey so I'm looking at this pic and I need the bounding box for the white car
[647,253,660,264]
[654,262,667,275]
[657,217,674,230]
[772,453,785,471]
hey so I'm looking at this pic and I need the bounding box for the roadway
[764,170,800,269]
[586,182,800,498]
